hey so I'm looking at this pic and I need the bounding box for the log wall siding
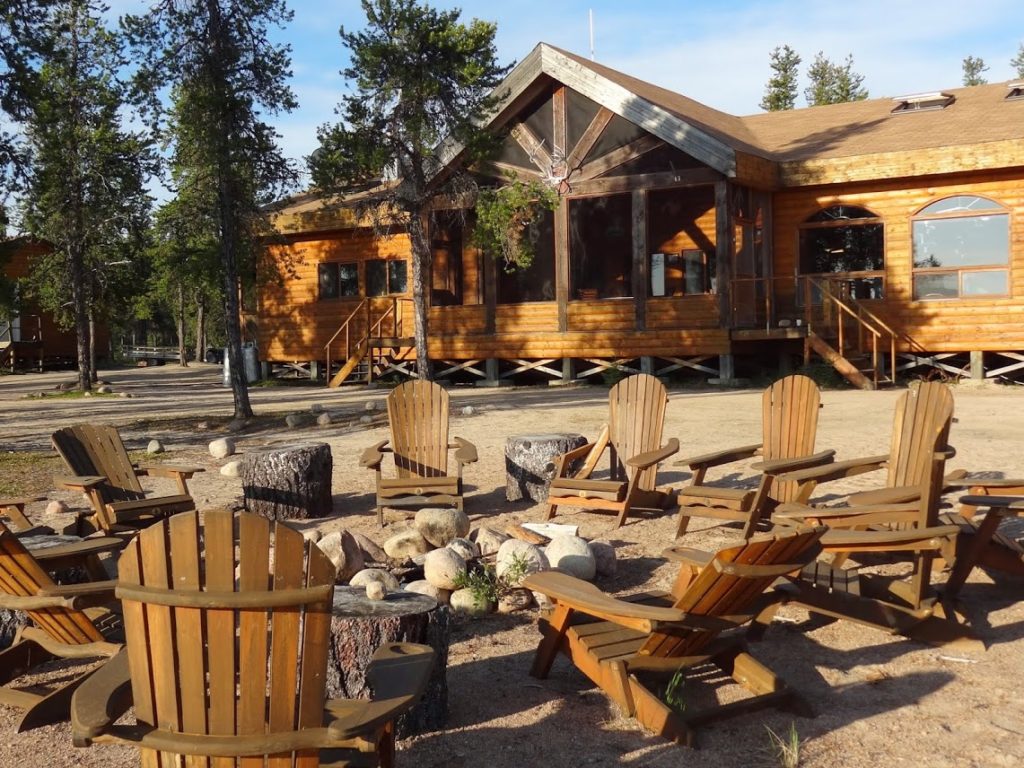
[773,169,1024,353]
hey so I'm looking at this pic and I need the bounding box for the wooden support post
[555,200,569,333]
[484,245,496,335]
[714,181,732,329]
[476,358,502,388]
[562,357,574,383]
[632,189,647,331]
[309,360,321,381]
[641,356,654,375]
[715,354,736,384]
[970,351,984,381]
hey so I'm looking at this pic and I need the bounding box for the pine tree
[309,0,511,381]
[805,51,868,106]
[124,1,298,418]
[962,55,989,86]
[1012,43,1024,79]
[760,44,801,112]
[21,0,151,390]
[832,55,868,102]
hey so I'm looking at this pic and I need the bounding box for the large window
[799,205,884,299]
[318,262,359,300]
[366,259,408,296]
[912,195,1009,300]
[569,194,632,299]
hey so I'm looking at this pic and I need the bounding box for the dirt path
[2,365,1023,767]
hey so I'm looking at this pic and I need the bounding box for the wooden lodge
[259,44,1024,388]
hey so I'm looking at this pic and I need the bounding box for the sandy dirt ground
[2,364,1024,767]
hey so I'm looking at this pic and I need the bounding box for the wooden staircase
[325,299,414,387]
[801,277,897,390]
[0,318,43,372]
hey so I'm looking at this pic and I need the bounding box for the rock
[285,413,307,428]
[82,391,92,398]
[302,529,323,544]
[447,537,479,561]
[352,532,388,564]
[415,507,470,548]
[382,529,431,561]
[546,535,597,581]
[349,568,400,591]
[589,541,617,577]
[498,588,534,614]
[316,412,332,427]
[45,500,69,516]
[118,392,132,399]
[404,580,451,604]
[472,526,509,557]
[220,460,242,478]
[365,581,386,600]
[209,437,235,459]
[423,548,466,591]
[360,414,373,424]
[96,385,112,394]
[532,591,554,611]
[146,439,164,454]
[310,403,325,414]
[496,539,548,586]
[317,531,366,583]
[364,400,378,412]
[461,405,475,417]
[449,588,492,615]
[411,552,428,567]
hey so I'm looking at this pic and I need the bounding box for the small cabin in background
[0,237,109,371]
[259,44,1024,389]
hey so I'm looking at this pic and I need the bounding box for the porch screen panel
[497,209,555,303]
[569,194,633,299]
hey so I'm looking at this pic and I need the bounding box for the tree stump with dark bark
[241,442,333,520]
[505,433,588,502]
[326,587,449,737]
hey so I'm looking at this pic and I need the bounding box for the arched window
[912,195,1009,300]
[798,205,884,299]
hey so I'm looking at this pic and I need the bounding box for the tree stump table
[505,432,588,502]
[327,587,449,737]
[241,442,333,520]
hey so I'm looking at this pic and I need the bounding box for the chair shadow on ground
[397,618,957,768]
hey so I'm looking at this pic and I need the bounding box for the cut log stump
[505,433,587,502]
[327,587,449,737]
[241,442,333,520]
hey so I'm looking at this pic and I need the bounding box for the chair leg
[545,501,558,521]
[616,502,631,528]
[377,504,385,527]
[675,509,692,537]
[530,603,571,679]
[377,721,396,768]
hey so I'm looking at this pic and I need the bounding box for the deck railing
[323,298,413,382]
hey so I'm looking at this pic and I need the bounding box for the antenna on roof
[589,8,595,60]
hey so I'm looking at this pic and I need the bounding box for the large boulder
[415,507,470,548]
[496,539,548,586]
[404,579,451,604]
[382,529,431,561]
[589,541,617,577]
[209,437,236,459]
[352,532,388,564]
[447,537,479,562]
[472,526,509,557]
[423,548,466,591]
[317,531,365,583]
[449,587,491,615]
[349,568,400,591]
[546,534,597,581]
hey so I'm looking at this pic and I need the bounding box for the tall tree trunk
[70,246,91,392]
[195,294,206,362]
[88,305,97,382]
[407,211,432,381]
[177,281,188,367]
[67,4,90,392]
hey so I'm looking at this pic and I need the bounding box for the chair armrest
[72,649,133,745]
[819,525,960,553]
[137,464,204,479]
[0,579,116,611]
[625,438,680,470]
[752,449,836,475]
[450,437,478,465]
[774,453,890,485]
[677,443,762,470]
[359,440,391,469]
[958,494,1024,510]
[55,475,106,491]
[662,545,715,568]
[30,536,125,562]
[523,570,686,631]
[779,501,925,529]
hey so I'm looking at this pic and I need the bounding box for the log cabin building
[260,43,1024,388]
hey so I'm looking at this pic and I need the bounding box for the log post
[241,442,333,520]
[505,433,588,502]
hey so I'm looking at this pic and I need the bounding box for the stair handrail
[323,299,367,382]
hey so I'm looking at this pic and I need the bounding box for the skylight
[890,92,955,114]
[1006,82,1024,100]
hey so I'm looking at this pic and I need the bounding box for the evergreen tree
[124,1,298,418]
[309,0,511,381]
[805,51,867,106]
[21,0,151,390]
[962,55,989,86]
[1012,43,1024,79]
[760,44,801,111]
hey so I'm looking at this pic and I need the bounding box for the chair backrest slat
[52,424,145,505]
[762,375,821,503]
[118,510,336,767]
[608,374,667,490]
[388,380,450,479]
[888,382,954,489]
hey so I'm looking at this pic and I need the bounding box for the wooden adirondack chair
[545,373,679,527]
[52,424,202,535]
[525,525,825,747]
[361,380,478,526]
[0,520,123,731]
[774,381,1024,581]
[72,509,435,767]
[675,374,834,538]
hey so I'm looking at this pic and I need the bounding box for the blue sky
[107,0,1024,189]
